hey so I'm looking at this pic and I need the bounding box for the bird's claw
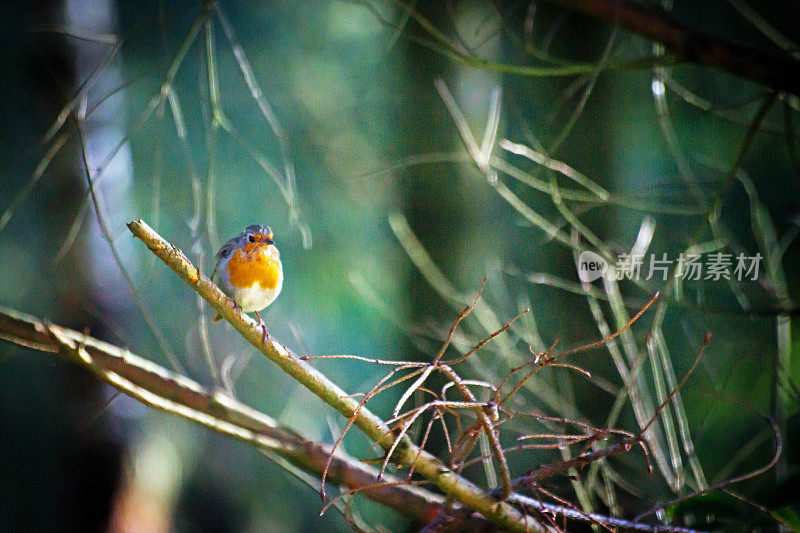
[254,311,269,344]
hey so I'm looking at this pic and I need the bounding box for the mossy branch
[125,219,540,532]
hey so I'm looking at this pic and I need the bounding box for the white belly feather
[226,273,283,312]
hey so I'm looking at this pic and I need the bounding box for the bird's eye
[248,234,255,243]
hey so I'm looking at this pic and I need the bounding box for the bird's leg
[254,311,269,343]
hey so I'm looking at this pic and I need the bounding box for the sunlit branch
[126,218,541,533]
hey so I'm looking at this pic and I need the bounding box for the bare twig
[635,412,782,523]
[306,279,527,501]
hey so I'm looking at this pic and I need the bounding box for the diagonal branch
[125,219,540,532]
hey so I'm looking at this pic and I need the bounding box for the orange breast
[225,243,281,290]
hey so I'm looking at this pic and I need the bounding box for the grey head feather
[245,224,272,236]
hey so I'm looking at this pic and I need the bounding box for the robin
[212,224,283,342]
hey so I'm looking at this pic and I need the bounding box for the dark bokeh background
[1,1,799,531]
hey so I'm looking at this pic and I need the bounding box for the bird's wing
[211,235,241,281]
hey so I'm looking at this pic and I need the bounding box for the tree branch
[0,305,449,525]
[540,0,800,96]
[124,219,541,532]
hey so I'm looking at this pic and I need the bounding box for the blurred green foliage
[1,1,799,531]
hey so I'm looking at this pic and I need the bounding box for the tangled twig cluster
[303,282,671,524]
